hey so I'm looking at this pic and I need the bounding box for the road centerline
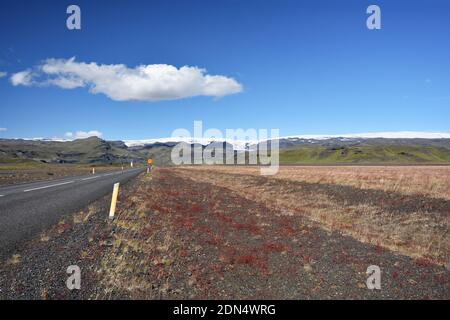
[81,176,100,181]
[23,180,75,193]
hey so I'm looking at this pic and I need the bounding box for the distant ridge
[1,132,450,165]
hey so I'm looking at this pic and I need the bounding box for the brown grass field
[179,166,450,264]
[186,165,450,200]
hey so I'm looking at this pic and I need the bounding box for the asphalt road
[0,168,145,259]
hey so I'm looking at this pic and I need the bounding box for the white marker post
[92,167,95,175]
[109,183,120,220]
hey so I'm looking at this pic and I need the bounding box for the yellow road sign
[147,159,153,165]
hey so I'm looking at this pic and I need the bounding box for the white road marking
[23,180,75,192]
[81,176,100,181]
[0,170,135,196]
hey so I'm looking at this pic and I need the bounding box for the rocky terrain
[1,167,448,299]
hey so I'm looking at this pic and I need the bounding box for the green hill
[0,137,144,165]
[279,145,450,164]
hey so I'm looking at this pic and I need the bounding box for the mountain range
[1,132,450,166]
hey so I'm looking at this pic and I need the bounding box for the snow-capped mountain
[124,132,450,150]
[124,137,259,151]
[280,131,450,140]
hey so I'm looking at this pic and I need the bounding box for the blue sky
[0,0,449,140]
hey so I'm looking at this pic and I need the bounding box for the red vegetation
[263,242,288,253]
[190,204,202,213]
[232,222,261,235]
[236,255,258,264]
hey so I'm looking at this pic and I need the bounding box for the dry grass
[6,254,21,265]
[73,205,97,224]
[94,174,186,299]
[184,165,450,200]
[175,166,450,265]
[36,203,99,246]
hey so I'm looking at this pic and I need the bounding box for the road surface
[0,168,145,259]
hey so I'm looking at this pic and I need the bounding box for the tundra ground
[0,166,448,299]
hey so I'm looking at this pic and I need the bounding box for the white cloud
[10,57,243,102]
[10,70,34,86]
[0,71,7,78]
[0,127,7,132]
[65,130,103,139]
